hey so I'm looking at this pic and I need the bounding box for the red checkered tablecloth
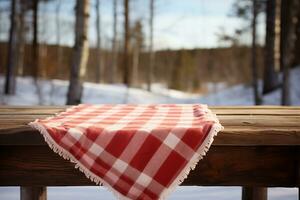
[29,104,223,200]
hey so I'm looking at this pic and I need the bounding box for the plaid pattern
[30,104,223,200]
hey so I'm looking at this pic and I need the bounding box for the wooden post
[297,147,300,200]
[21,187,47,200]
[242,187,267,200]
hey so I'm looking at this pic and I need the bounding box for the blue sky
[0,0,265,50]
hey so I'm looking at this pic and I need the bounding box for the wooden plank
[0,106,66,109]
[21,187,47,200]
[1,105,299,109]
[0,115,300,129]
[0,107,299,123]
[0,145,298,187]
[0,106,299,191]
[218,115,300,127]
[0,115,51,119]
[0,125,300,146]
[184,146,299,187]
[0,113,300,122]
[213,109,300,115]
[0,106,299,115]
[0,107,65,115]
[242,187,267,200]
[0,127,45,146]
[211,106,300,109]
[213,127,300,146]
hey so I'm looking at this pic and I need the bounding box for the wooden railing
[0,106,299,200]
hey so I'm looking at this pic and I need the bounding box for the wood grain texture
[242,187,267,200]
[0,106,299,146]
[0,145,298,187]
[0,106,299,188]
[21,187,47,200]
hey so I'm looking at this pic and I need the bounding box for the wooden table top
[0,106,299,187]
[0,105,300,146]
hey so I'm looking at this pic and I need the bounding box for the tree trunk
[32,0,39,80]
[110,0,118,83]
[147,0,154,91]
[56,0,63,78]
[280,0,299,105]
[66,0,90,105]
[95,0,102,83]
[123,0,130,86]
[4,0,19,95]
[263,0,280,94]
[132,21,141,87]
[251,0,261,105]
[274,0,281,72]
[132,42,140,86]
[16,2,25,76]
[294,3,300,66]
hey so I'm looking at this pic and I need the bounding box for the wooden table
[0,106,299,200]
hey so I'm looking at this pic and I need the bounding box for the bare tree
[16,1,27,76]
[147,0,154,91]
[32,0,46,105]
[95,0,102,83]
[263,0,280,94]
[4,0,19,94]
[280,0,299,105]
[123,0,130,86]
[294,2,300,66]
[66,0,90,105]
[32,0,39,80]
[109,0,118,83]
[251,0,261,105]
[132,20,143,86]
[56,0,63,78]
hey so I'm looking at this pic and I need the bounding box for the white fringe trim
[159,123,224,200]
[29,104,223,200]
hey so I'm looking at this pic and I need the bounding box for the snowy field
[0,67,299,199]
[1,67,300,106]
[0,186,298,200]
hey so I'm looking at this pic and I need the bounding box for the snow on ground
[0,186,298,200]
[0,67,299,105]
[0,67,299,199]
[188,66,300,105]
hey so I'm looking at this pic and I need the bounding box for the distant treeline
[0,42,265,93]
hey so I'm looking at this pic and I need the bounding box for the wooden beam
[21,186,47,200]
[0,106,300,146]
[0,146,298,187]
[1,126,300,146]
[0,106,300,115]
[0,106,299,192]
